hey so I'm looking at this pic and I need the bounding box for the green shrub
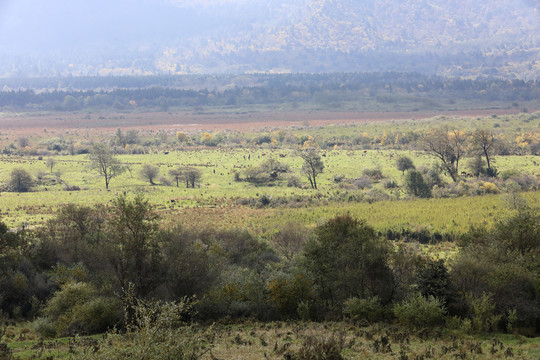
[468,293,502,333]
[68,298,208,360]
[41,282,122,336]
[43,282,95,320]
[393,293,446,329]
[343,297,387,324]
[70,297,123,335]
[266,273,313,319]
[297,300,311,321]
[32,317,57,338]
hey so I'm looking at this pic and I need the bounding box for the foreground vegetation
[0,196,538,358]
[4,320,540,359]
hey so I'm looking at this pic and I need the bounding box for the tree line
[0,73,538,111]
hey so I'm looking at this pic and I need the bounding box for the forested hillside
[0,0,538,78]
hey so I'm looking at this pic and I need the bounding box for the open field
[0,107,533,137]
[0,148,538,231]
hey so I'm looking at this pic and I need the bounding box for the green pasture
[278,111,540,140]
[0,147,537,230]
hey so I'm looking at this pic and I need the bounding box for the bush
[303,216,394,310]
[32,317,57,338]
[70,297,207,360]
[354,176,372,189]
[288,333,347,360]
[69,297,123,335]
[468,293,502,333]
[404,169,431,198]
[393,293,447,329]
[8,168,34,192]
[41,282,122,336]
[158,176,172,186]
[343,297,387,324]
[383,179,398,189]
[272,222,309,261]
[362,167,384,181]
[266,273,313,319]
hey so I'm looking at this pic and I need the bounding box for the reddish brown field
[0,108,527,137]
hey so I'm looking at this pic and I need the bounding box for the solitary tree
[46,158,56,173]
[298,149,325,189]
[9,168,33,192]
[139,164,160,185]
[396,156,415,174]
[182,167,202,188]
[88,144,125,190]
[471,128,495,169]
[422,127,467,182]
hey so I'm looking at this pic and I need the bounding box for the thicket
[0,196,538,338]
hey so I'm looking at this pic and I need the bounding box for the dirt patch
[0,108,529,136]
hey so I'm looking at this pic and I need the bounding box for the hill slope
[0,0,538,77]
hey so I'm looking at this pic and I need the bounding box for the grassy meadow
[0,148,538,231]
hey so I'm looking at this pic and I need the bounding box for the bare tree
[422,127,467,182]
[124,163,134,178]
[88,144,125,189]
[272,222,309,261]
[471,128,495,169]
[298,148,325,189]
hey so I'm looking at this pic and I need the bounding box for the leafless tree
[422,127,467,182]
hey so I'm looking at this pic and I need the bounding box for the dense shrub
[468,293,501,333]
[343,297,387,324]
[266,272,313,319]
[159,227,216,299]
[8,168,34,192]
[452,209,539,332]
[393,293,447,329]
[354,176,372,189]
[37,282,122,337]
[362,167,384,181]
[404,169,431,198]
[417,259,466,316]
[303,215,394,314]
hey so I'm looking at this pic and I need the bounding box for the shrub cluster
[0,197,538,338]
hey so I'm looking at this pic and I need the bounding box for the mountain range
[0,0,538,78]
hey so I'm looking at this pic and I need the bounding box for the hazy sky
[1,0,537,56]
[0,0,253,55]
